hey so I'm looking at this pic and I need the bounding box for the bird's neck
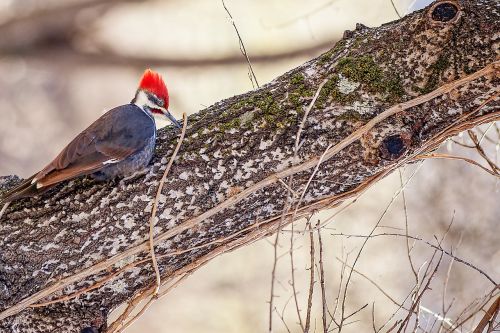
[132,90,155,120]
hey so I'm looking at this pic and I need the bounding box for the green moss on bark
[335,56,405,102]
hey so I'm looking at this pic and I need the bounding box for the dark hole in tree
[380,135,407,160]
[81,327,99,333]
[431,3,458,22]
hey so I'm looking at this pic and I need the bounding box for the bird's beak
[161,108,181,128]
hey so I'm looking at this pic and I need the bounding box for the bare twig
[148,113,188,294]
[453,286,498,330]
[269,231,280,333]
[414,153,500,177]
[289,221,305,332]
[468,130,500,174]
[344,303,368,322]
[477,122,496,145]
[221,0,259,88]
[283,78,330,333]
[398,169,418,282]
[389,0,402,18]
[329,232,496,285]
[398,250,444,332]
[335,257,405,310]
[317,225,328,333]
[439,234,463,333]
[115,291,157,333]
[106,286,156,333]
[304,221,315,333]
[472,296,500,333]
[295,79,329,156]
[338,162,424,330]
[0,202,9,219]
[329,244,349,331]
[274,296,293,333]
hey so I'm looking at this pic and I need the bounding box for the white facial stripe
[134,90,163,110]
[134,90,155,121]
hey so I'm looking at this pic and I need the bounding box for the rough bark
[0,1,499,332]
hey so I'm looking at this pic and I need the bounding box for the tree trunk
[0,2,498,331]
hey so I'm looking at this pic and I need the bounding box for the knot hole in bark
[379,134,408,160]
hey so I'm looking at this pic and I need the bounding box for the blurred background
[0,0,498,332]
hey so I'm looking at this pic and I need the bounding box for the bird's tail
[0,174,38,205]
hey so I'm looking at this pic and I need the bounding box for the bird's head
[133,69,180,128]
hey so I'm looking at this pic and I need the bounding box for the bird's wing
[35,145,137,188]
[34,105,153,188]
[0,174,37,204]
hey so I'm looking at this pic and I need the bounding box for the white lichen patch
[106,278,128,294]
[275,157,294,172]
[185,185,195,195]
[213,150,223,158]
[108,235,128,255]
[304,67,316,77]
[239,111,255,126]
[100,196,110,208]
[337,74,360,94]
[350,100,372,115]
[54,229,68,241]
[168,189,185,199]
[32,259,60,277]
[446,107,462,116]
[120,213,136,229]
[42,243,60,251]
[194,167,204,177]
[213,162,227,180]
[174,201,186,211]
[158,194,167,204]
[71,212,89,223]
[270,147,285,160]
[20,245,32,252]
[116,202,132,209]
[259,138,274,150]
[36,216,53,227]
[159,207,174,220]
[135,194,151,202]
[91,219,102,228]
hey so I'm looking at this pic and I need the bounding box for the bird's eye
[147,93,163,107]
[431,2,459,22]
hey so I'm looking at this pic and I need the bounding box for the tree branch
[0,2,499,331]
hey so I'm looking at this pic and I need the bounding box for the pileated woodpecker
[0,69,180,204]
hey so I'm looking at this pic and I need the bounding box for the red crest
[138,69,169,108]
